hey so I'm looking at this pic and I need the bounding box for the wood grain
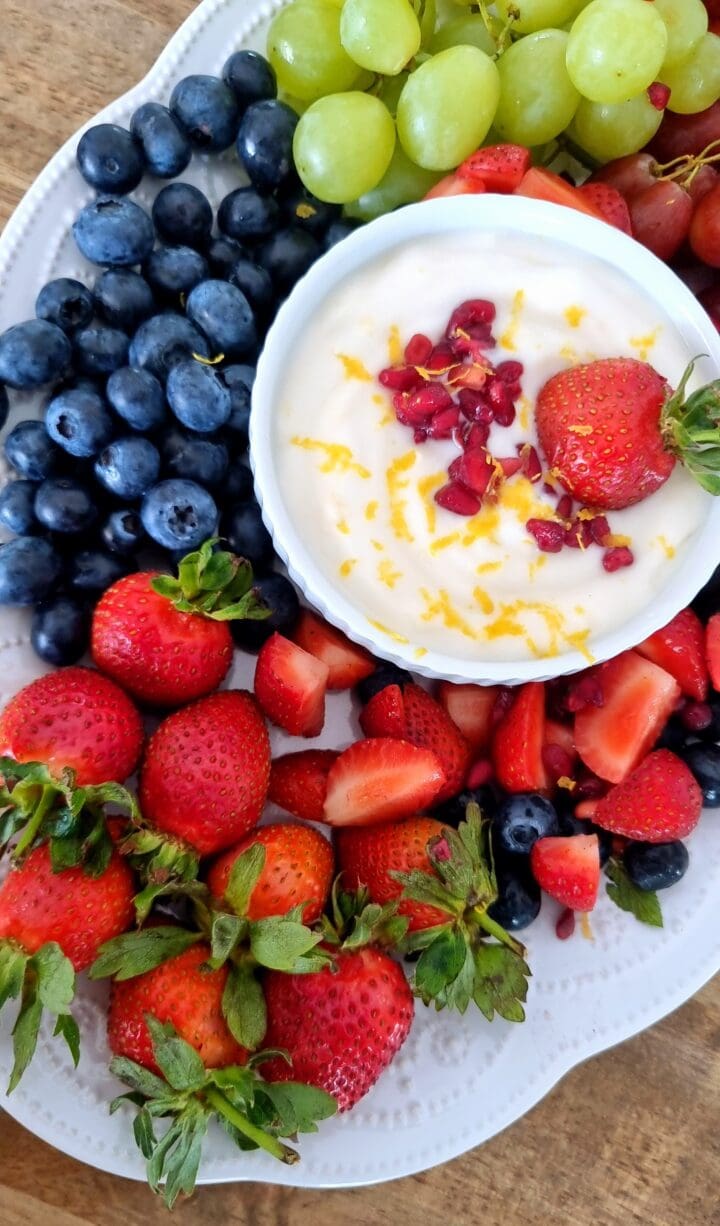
[0,1,718,1222]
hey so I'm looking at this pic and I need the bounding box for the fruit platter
[1,0,720,1204]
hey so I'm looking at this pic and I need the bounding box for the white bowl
[251,194,720,685]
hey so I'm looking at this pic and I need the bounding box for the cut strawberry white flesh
[292,609,375,691]
[254,632,329,738]
[436,682,500,753]
[530,834,600,912]
[322,737,446,827]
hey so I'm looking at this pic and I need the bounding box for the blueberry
[160,426,228,488]
[280,182,340,237]
[221,501,274,571]
[45,387,114,458]
[141,478,217,551]
[76,123,144,194]
[655,714,690,754]
[229,260,275,319]
[128,312,210,381]
[186,280,256,359]
[236,99,298,193]
[130,102,192,178]
[0,480,40,535]
[256,227,321,293]
[74,323,129,376]
[222,49,277,108]
[0,385,7,431]
[94,436,161,499]
[152,182,213,250]
[218,187,280,241]
[221,363,255,445]
[487,852,541,931]
[231,573,300,651]
[144,244,209,301]
[34,478,97,534]
[0,537,62,605]
[166,360,232,433]
[169,75,239,152]
[433,785,498,827]
[0,320,72,389]
[73,197,155,267]
[5,420,62,480]
[324,219,359,250]
[624,840,689,891]
[558,809,612,866]
[494,793,559,855]
[225,458,254,501]
[69,548,130,593]
[101,507,145,555]
[107,366,167,432]
[35,278,94,333]
[356,663,410,705]
[206,235,247,280]
[31,594,91,666]
[681,741,720,807]
[94,269,155,331]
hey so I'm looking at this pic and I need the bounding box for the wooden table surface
[0,2,718,1222]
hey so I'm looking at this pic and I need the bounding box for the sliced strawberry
[268,750,339,822]
[359,684,407,739]
[577,182,633,234]
[492,682,548,793]
[424,173,483,200]
[459,144,531,193]
[574,650,681,783]
[254,633,329,737]
[514,168,605,221]
[544,718,576,758]
[292,609,375,691]
[323,738,446,827]
[436,682,500,753]
[636,608,708,701]
[401,684,471,802]
[707,613,720,690]
[530,835,600,912]
[593,749,702,842]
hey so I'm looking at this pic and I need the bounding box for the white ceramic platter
[0,0,718,1192]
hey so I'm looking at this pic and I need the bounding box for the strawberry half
[574,650,680,783]
[436,682,500,753]
[323,738,446,827]
[593,749,702,842]
[492,682,548,793]
[268,749,339,822]
[360,683,470,802]
[292,609,375,691]
[254,632,329,737]
[459,143,531,193]
[530,835,600,911]
[707,612,720,690]
[636,607,708,701]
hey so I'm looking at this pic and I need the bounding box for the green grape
[430,14,496,56]
[654,0,708,69]
[378,72,410,117]
[495,0,584,35]
[566,0,667,105]
[661,34,720,115]
[346,146,441,220]
[495,30,580,146]
[397,47,500,171]
[568,93,663,163]
[293,93,396,203]
[267,0,361,102]
[340,0,421,76]
[419,0,438,48]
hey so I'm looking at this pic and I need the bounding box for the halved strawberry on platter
[360,682,470,801]
[492,682,549,794]
[636,607,709,701]
[530,835,601,912]
[254,632,329,737]
[292,609,375,690]
[322,738,446,827]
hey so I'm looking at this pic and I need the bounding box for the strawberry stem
[473,907,526,957]
[12,785,57,859]
[661,359,720,496]
[204,1085,299,1164]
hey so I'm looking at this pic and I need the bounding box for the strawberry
[0,665,143,786]
[292,609,375,690]
[706,612,720,690]
[436,681,500,753]
[91,540,268,708]
[536,357,720,511]
[323,737,446,827]
[530,835,600,912]
[360,683,470,802]
[424,173,482,199]
[207,823,334,924]
[459,144,531,193]
[268,749,339,822]
[138,690,270,857]
[574,650,680,783]
[593,749,703,842]
[336,816,449,931]
[636,607,709,701]
[577,182,633,234]
[514,167,606,220]
[492,683,548,793]
[254,632,329,737]
[544,718,576,758]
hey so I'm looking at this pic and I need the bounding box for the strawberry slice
[544,718,576,758]
[530,835,600,912]
[577,182,633,234]
[361,683,470,802]
[707,612,720,690]
[322,738,446,827]
[574,650,681,783]
[424,173,483,200]
[593,749,702,842]
[436,682,500,753]
[636,608,708,701]
[359,684,407,739]
[292,609,375,691]
[492,682,548,793]
[459,144,531,193]
[514,167,606,221]
[254,633,329,737]
[268,749,339,822]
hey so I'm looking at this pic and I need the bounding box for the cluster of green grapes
[268,0,720,214]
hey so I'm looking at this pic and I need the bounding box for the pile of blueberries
[0,49,356,666]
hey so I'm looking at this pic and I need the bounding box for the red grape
[590,153,658,200]
[649,100,720,162]
[687,163,720,203]
[628,180,694,261]
[689,182,720,266]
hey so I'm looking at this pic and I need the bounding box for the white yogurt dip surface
[272,231,711,664]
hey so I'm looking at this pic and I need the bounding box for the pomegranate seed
[495,359,524,385]
[404,333,433,366]
[426,343,455,373]
[542,743,575,782]
[491,686,514,726]
[448,329,495,361]
[589,515,611,546]
[435,481,481,516]
[680,700,713,732]
[555,907,576,940]
[405,382,453,424]
[556,494,573,521]
[449,363,491,391]
[504,381,523,402]
[565,674,604,713]
[517,443,542,483]
[526,518,565,552]
[454,448,495,497]
[446,299,496,340]
[462,420,491,450]
[465,757,494,789]
[574,771,606,800]
[574,799,600,818]
[647,81,671,111]
[602,545,634,572]
[457,388,494,423]
[426,405,460,438]
[497,456,523,478]
[543,480,558,496]
[565,518,593,548]
[379,365,423,391]
[488,379,515,426]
